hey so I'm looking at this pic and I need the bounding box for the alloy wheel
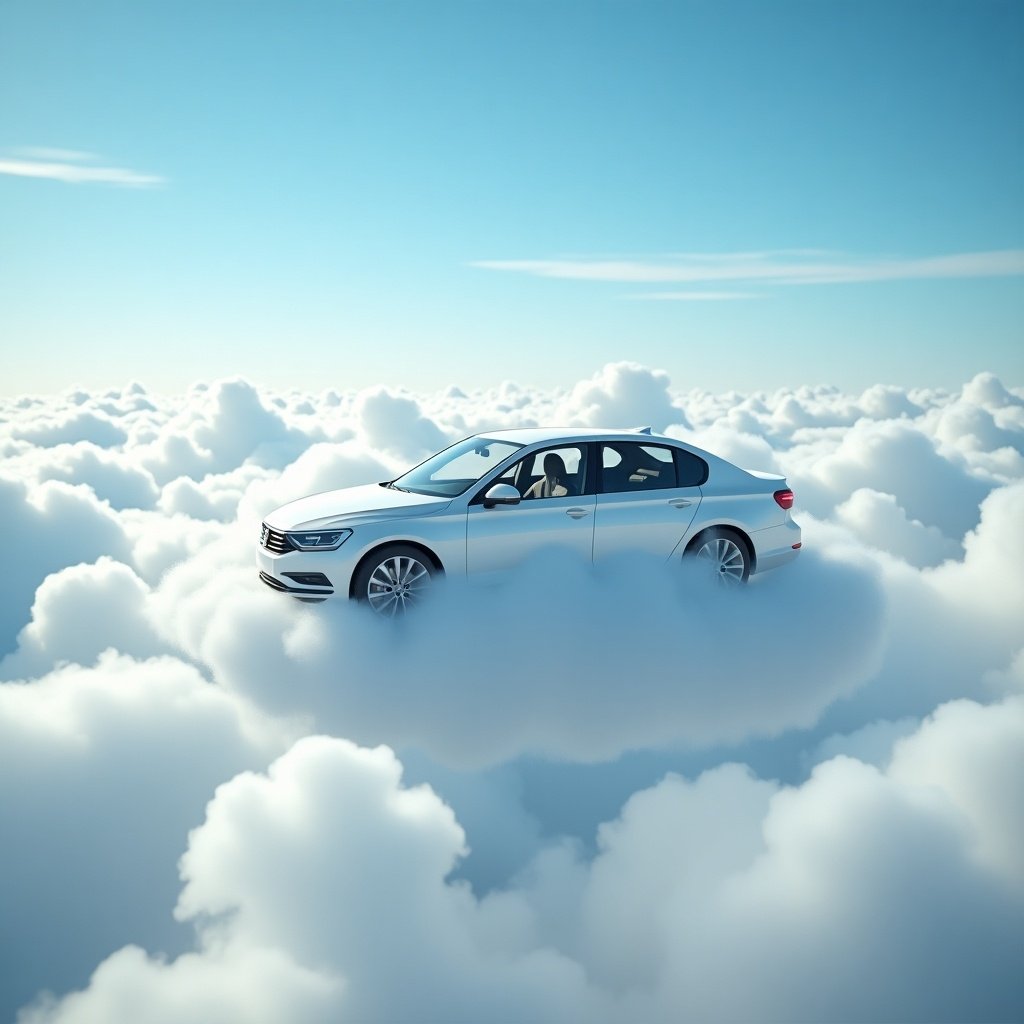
[366,554,431,616]
[694,536,748,585]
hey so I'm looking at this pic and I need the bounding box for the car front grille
[260,524,295,554]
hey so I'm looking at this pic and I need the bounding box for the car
[256,426,802,615]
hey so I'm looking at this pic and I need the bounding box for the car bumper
[256,543,358,601]
[751,519,802,574]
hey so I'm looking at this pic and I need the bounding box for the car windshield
[391,437,523,497]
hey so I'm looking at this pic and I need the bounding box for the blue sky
[2,0,1022,396]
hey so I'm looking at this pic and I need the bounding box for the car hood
[264,483,452,531]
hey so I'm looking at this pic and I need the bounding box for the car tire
[353,545,436,616]
[687,529,751,585]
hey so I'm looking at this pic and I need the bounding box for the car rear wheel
[689,530,751,585]
[354,545,435,616]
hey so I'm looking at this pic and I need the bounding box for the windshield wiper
[381,480,409,492]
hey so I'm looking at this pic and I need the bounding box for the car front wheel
[689,530,751,585]
[354,545,435,616]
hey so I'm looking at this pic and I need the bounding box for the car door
[465,444,596,575]
[593,442,703,561]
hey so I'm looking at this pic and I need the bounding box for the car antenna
[631,425,652,434]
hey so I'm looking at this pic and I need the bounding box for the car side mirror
[483,483,521,509]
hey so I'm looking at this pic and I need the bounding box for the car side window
[517,445,587,499]
[675,448,708,486]
[600,443,679,492]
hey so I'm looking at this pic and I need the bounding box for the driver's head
[543,453,567,480]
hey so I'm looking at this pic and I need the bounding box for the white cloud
[0,653,290,1021]
[2,366,1023,1022]
[834,487,962,567]
[856,382,924,420]
[472,249,1024,289]
[19,944,339,1024]
[20,737,604,1024]
[120,508,231,585]
[125,379,318,487]
[187,547,885,768]
[33,444,159,510]
[929,481,1024,637]
[12,410,128,448]
[557,361,689,432]
[783,417,992,539]
[187,379,318,473]
[889,697,1024,888]
[802,716,920,771]
[0,149,165,188]
[923,372,1024,479]
[21,699,1024,1023]
[961,370,1022,410]
[0,558,168,680]
[353,386,452,460]
[666,421,781,476]
[786,482,1024,740]
[237,441,396,527]
[1,476,132,654]
[625,290,763,301]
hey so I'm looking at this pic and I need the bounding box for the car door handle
[669,498,693,508]
[566,507,590,519]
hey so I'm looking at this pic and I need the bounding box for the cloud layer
[2,365,1022,1021]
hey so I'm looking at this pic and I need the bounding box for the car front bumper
[256,542,359,601]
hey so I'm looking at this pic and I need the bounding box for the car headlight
[286,529,352,551]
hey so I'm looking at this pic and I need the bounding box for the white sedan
[257,427,802,615]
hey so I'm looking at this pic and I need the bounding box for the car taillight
[774,489,794,510]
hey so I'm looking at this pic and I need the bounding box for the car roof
[478,426,675,446]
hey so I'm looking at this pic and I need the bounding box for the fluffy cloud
[21,697,1024,1023]
[0,653,290,1021]
[786,418,992,538]
[11,409,129,448]
[20,737,591,1024]
[856,382,924,420]
[353,386,452,460]
[188,547,885,767]
[2,366,1022,1023]
[2,476,131,655]
[0,558,168,680]
[236,441,396,527]
[834,487,961,567]
[558,362,689,432]
[188,379,317,472]
[920,481,1024,672]
[128,380,317,486]
[667,420,782,477]
[34,444,159,510]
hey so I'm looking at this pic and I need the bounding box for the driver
[525,452,573,498]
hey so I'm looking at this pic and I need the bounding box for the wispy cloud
[0,148,165,188]
[472,249,1024,295]
[625,290,764,302]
